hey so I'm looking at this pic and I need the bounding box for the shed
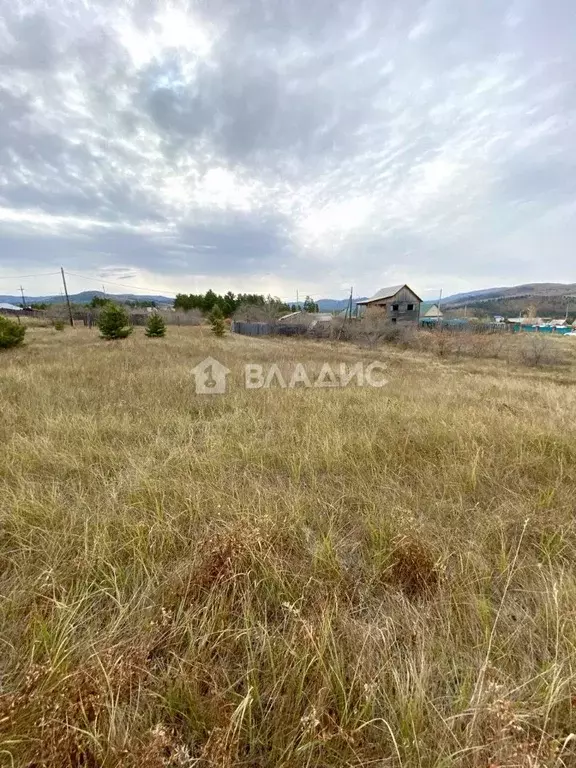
[278,311,332,328]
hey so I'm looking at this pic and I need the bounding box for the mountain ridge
[0,290,174,305]
[443,282,576,306]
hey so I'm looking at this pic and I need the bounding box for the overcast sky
[1,0,575,301]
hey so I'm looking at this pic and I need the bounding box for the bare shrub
[329,316,354,341]
[417,327,570,368]
[405,327,515,362]
[428,329,457,358]
[348,316,402,348]
[468,330,509,359]
[174,309,203,326]
[233,302,279,324]
[305,318,333,339]
[517,333,565,367]
[394,324,419,348]
[443,329,509,360]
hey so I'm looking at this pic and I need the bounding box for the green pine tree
[97,303,133,340]
[0,315,26,349]
[303,296,319,313]
[145,312,167,338]
[209,305,226,337]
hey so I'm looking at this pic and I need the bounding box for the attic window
[407,303,414,311]
[392,304,399,311]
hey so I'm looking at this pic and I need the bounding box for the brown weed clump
[385,535,440,598]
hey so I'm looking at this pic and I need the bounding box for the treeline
[29,291,322,317]
[174,291,266,315]
[90,297,156,309]
[173,290,320,317]
[174,291,320,316]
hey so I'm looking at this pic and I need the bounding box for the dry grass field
[1,325,576,767]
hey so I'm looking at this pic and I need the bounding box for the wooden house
[356,284,421,323]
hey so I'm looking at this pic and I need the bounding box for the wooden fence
[231,321,309,337]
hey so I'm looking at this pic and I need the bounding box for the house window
[407,303,414,311]
[392,304,399,311]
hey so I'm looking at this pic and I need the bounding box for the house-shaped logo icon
[192,357,231,395]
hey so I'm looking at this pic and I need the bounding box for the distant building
[420,302,443,319]
[506,316,544,326]
[356,284,421,323]
[0,302,22,313]
[278,311,332,329]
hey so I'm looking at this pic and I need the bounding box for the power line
[1,268,351,303]
[64,270,336,302]
[65,271,179,297]
[0,271,61,281]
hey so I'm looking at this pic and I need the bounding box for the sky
[1,0,575,302]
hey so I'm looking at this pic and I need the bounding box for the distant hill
[1,290,364,311]
[1,290,363,311]
[0,290,174,306]
[3,283,575,318]
[443,283,576,319]
[444,283,576,306]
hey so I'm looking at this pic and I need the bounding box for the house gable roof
[278,311,303,321]
[356,284,422,305]
[420,301,442,317]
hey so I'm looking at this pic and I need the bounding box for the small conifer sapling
[209,305,226,337]
[0,315,26,349]
[97,303,133,340]
[145,312,167,338]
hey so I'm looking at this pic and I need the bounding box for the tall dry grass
[1,326,575,767]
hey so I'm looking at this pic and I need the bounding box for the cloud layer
[1,0,575,298]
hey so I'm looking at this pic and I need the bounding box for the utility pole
[347,286,353,322]
[438,288,443,331]
[296,289,299,310]
[61,267,74,327]
[19,285,26,309]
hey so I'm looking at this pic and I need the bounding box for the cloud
[1,0,576,299]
